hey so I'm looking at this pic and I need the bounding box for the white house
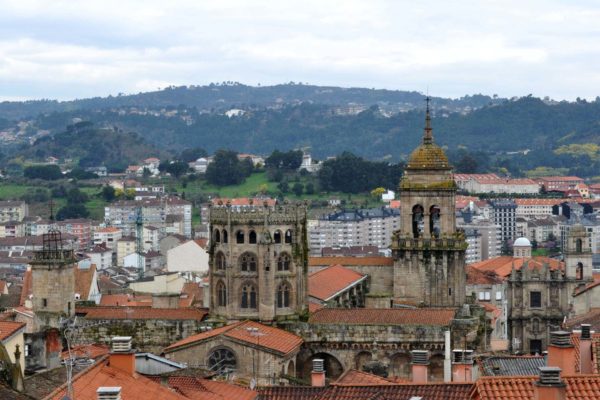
[84,244,113,270]
[166,240,209,274]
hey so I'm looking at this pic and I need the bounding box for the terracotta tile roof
[537,176,584,182]
[309,256,393,267]
[147,376,257,400]
[99,294,152,307]
[0,280,6,293]
[308,302,324,313]
[19,269,31,306]
[259,383,473,400]
[61,344,110,360]
[75,264,96,300]
[574,274,600,296]
[309,264,366,301]
[466,266,503,285]
[565,308,600,332]
[76,306,208,321]
[469,256,563,278]
[471,374,600,400]
[165,320,303,356]
[46,356,188,400]
[570,333,600,374]
[0,321,25,341]
[332,369,394,386]
[309,308,456,326]
[181,282,204,306]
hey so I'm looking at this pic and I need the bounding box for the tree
[66,188,88,204]
[101,185,116,201]
[305,182,315,195]
[56,204,89,220]
[205,150,247,186]
[265,150,303,170]
[277,180,289,193]
[179,147,208,163]
[455,154,479,173]
[292,182,304,196]
[24,165,62,180]
[165,161,189,178]
[370,187,386,199]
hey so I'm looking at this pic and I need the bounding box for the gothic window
[236,230,245,244]
[222,229,228,243]
[239,252,257,272]
[576,238,583,253]
[412,205,424,239]
[215,252,226,270]
[214,229,221,243]
[274,230,282,244]
[577,262,584,280]
[277,282,291,308]
[216,280,227,306]
[430,205,441,238]
[277,252,291,271]
[208,348,236,374]
[285,230,293,244]
[249,230,257,244]
[241,284,257,309]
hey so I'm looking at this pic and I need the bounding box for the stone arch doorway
[389,352,411,378]
[302,352,344,380]
[355,351,372,371]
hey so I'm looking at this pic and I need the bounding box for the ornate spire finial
[423,96,433,144]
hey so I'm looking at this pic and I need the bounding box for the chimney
[311,359,326,387]
[411,350,429,383]
[451,349,473,382]
[97,387,122,400]
[547,331,576,376]
[579,324,593,374]
[109,337,135,376]
[535,367,566,400]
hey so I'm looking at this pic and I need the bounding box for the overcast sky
[1,0,600,101]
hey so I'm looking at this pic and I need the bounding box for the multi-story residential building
[56,219,93,249]
[93,227,122,249]
[0,201,28,223]
[308,207,400,256]
[526,218,562,243]
[104,196,192,238]
[116,236,137,267]
[536,176,584,192]
[515,198,562,220]
[83,244,113,270]
[458,218,501,261]
[490,199,517,244]
[454,174,539,194]
[23,217,52,237]
[0,221,24,238]
[143,225,160,251]
[463,228,482,264]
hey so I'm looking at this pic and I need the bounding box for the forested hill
[0,83,503,120]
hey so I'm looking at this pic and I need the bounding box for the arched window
[222,229,228,243]
[277,252,291,271]
[412,205,424,238]
[576,238,583,253]
[239,252,257,272]
[273,230,282,244]
[215,252,226,270]
[236,230,245,244]
[277,282,290,308]
[213,229,221,243]
[430,205,441,238]
[249,230,257,244]
[241,284,257,309]
[216,280,227,306]
[285,230,293,244]
[208,348,236,374]
[577,262,584,280]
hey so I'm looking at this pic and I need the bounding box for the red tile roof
[566,308,600,332]
[332,369,394,386]
[194,238,209,249]
[471,374,600,400]
[309,264,366,301]
[99,294,152,307]
[19,269,31,306]
[164,320,303,356]
[147,376,257,400]
[76,306,208,321]
[0,321,25,341]
[46,356,188,400]
[466,266,503,285]
[309,256,393,267]
[469,256,563,278]
[181,282,203,306]
[61,344,110,360]
[309,308,456,326]
[75,264,96,300]
[0,280,6,293]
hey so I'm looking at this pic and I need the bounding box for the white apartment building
[0,201,28,223]
[515,199,562,220]
[308,207,400,256]
[458,218,501,261]
[93,227,123,249]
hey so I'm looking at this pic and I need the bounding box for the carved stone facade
[391,101,467,307]
[208,203,309,322]
[507,224,593,354]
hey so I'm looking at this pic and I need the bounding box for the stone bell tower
[564,224,593,285]
[208,201,308,323]
[391,98,467,307]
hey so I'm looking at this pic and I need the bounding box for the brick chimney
[97,386,122,400]
[311,359,326,387]
[579,324,593,374]
[547,331,576,376]
[109,336,135,376]
[535,367,566,400]
[411,350,429,383]
[451,349,473,382]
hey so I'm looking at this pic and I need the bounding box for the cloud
[0,0,599,100]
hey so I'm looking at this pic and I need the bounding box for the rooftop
[309,256,393,267]
[469,256,563,278]
[146,376,257,400]
[477,355,546,376]
[76,306,208,321]
[309,264,366,301]
[164,320,303,356]
[0,321,25,342]
[309,308,456,326]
